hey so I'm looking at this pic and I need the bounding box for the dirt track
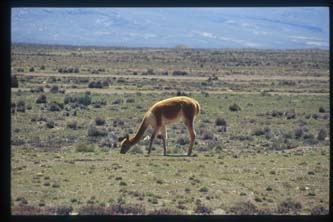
[14,72,329,82]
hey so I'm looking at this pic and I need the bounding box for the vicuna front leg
[148,127,160,155]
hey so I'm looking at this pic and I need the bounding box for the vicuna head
[118,134,132,154]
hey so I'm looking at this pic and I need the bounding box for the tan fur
[119,96,200,156]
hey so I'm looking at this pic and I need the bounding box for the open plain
[11,44,329,215]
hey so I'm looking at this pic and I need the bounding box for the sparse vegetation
[11,75,19,88]
[11,44,329,215]
[229,103,241,112]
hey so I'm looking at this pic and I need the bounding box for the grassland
[11,43,329,215]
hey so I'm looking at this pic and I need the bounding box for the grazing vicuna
[118,96,200,156]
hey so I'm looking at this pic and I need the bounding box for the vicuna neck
[129,118,148,145]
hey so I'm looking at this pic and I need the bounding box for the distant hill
[11,8,329,49]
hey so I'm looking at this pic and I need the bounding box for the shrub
[112,99,123,105]
[229,103,241,112]
[87,124,107,137]
[199,187,209,193]
[126,98,135,103]
[67,121,78,130]
[31,86,44,93]
[317,128,327,141]
[46,120,55,129]
[48,102,61,112]
[318,106,326,113]
[215,117,227,126]
[285,110,296,119]
[150,208,182,215]
[294,127,304,139]
[95,117,105,126]
[228,201,258,215]
[270,138,289,151]
[201,131,214,140]
[277,198,302,214]
[252,128,265,136]
[271,110,284,117]
[92,99,107,108]
[50,85,59,93]
[75,143,95,152]
[78,93,92,106]
[64,95,75,104]
[11,75,19,88]
[172,70,188,76]
[29,67,35,72]
[312,113,322,120]
[36,94,47,104]
[176,136,189,145]
[107,204,146,215]
[88,81,99,88]
[311,206,329,215]
[16,100,25,112]
[12,204,73,215]
[48,206,73,215]
[194,204,212,214]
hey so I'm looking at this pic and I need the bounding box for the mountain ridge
[11,8,329,49]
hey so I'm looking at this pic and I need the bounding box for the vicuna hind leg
[184,120,196,156]
[160,126,167,156]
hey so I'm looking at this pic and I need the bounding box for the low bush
[228,201,258,215]
[46,120,55,129]
[176,136,189,145]
[112,99,123,105]
[31,86,44,93]
[200,130,215,140]
[16,100,26,112]
[215,117,227,126]
[95,117,105,126]
[172,70,188,76]
[48,102,61,112]
[311,206,329,215]
[285,110,296,119]
[229,103,241,112]
[277,198,302,214]
[87,124,107,137]
[50,85,59,93]
[294,127,304,139]
[75,143,95,152]
[12,204,73,215]
[317,128,328,141]
[78,93,92,106]
[105,204,146,215]
[318,106,326,113]
[11,75,19,88]
[194,204,212,214]
[126,98,135,103]
[36,94,47,104]
[67,120,78,130]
